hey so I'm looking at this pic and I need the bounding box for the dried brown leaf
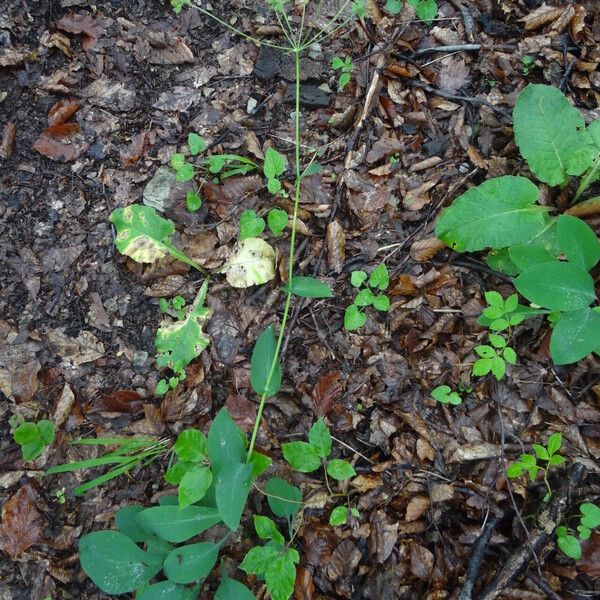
[369,510,398,563]
[0,122,16,160]
[99,390,144,414]
[326,221,345,273]
[409,541,434,580]
[520,3,565,30]
[225,394,256,432]
[294,566,315,600]
[0,485,43,559]
[48,98,80,127]
[405,496,430,522]
[55,12,107,50]
[578,532,600,579]
[311,371,343,417]
[570,5,587,42]
[438,58,470,93]
[410,237,446,262]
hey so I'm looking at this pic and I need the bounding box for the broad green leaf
[240,210,266,240]
[164,460,194,485]
[288,276,333,298]
[171,153,185,169]
[578,525,591,540]
[179,465,213,509]
[186,191,202,212]
[309,418,332,459]
[254,515,285,545]
[215,461,253,530]
[137,581,196,600]
[250,325,281,397]
[550,307,600,364]
[508,245,555,272]
[263,147,286,179]
[282,442,321,473]
[557,534,581,560]
[208,408,246,472]
[503,347,517,364]
[240,544,281,575]
[506,462,525,478]
[532,444,549,461]
[547,432,562,456]
[580,503,600,529]
[79,531,158,594]
[344,305,366,331]
[13,422,39,444]
[249,451,272,478]
[485,291,503,307]
[514,262,595,311]
[369,264,389,290]
[549,454,565,466]
[135,505,221,543]
[350,271,367,287]
[408,0,437,24]
[513,84,595,186]
[435,176,547,252]
[37,420,55,445]
[215,575,256,600]
[373,294,390,312]
[265,550,298,600]
[156,280,211,375]
[266,477,302,520]
[354,288,374,306]
[326,459,356,480]
[557,215,600,271]
[220,238,276,288]
[385,0,403,14]
[115,505,148,542]
[21,439,45,461]
[268,208,288,235]
[174,429,208,462]
[491,356,506,380]
[332,56,345,70]
[175,163,194,182]
[188,133,205,155]
[163,542,219,584]
[329,506,348,526]
[486,249,520,276]
[267,178,281,194]
[472,358,492,376]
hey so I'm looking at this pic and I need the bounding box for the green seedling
[263,147,287,196]
[282,418,356,488]
[383,0,438,23]
[506,432,565,502]
[384,0,403,15]
[344,263,390,331]
[472,333,516,380]
[521,55,535,75]
[329,505,360,526]
[10,415,55,461]
[431,385,462,405]
[556,502,600,560]
[436,84,600,367]
[239,209,266,240]
[332,56,353,92]
[267,208,288,236]
[47,436,169,496]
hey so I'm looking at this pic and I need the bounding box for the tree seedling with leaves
[472,333,517,381]
[344,263,391,330]
[332,55,353,91]
[384,0,438,23]
[436,84,600,367]
[556,502,600,560]
[431,385,463,405]
[506,432,565,502]
[10,415,55,461]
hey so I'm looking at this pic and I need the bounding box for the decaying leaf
[0,485,43,559]
[156,280,211,375]
[220,238,276,288]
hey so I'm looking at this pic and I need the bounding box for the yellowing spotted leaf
[110,205,175,263]
[220,238,276,288]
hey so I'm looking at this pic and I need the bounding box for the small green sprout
[10,414,55,461]
[472,333,516,380]
[332,56,353,92]
[521,55,535,75]
[431,385,462,405]
[263,147,287,196]
[556,502,600,560]
[507,432,565,501]
[345,263,390,331]
[239,209,266,240]
[329,505,360,526]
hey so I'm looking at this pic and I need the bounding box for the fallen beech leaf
[369,510,398,563]
[326,539,362,580]
[48,98,80,126]
[448,443,501,463]
[33,133,79,162]
[225,394,256,432]
[311,371,343,417]
[520,3,565,30]
[55,12,106,50]
[99,390,144,414]
[409,541,434,580]
[0,485,43,559]
[202,175,263,219]
[0,122,16,159]
[405,496,431,522]
[410,237,446,262]
[293,565,315,600]
[570,5,587,43]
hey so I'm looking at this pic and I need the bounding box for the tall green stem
[247,48,302,460]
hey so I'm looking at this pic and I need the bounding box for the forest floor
[1,0,599,598]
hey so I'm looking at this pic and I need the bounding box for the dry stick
[525,570,564,600]
[458,516,499,600]
[475,462,585,600]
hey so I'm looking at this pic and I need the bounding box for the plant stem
[168,246,208,275]
[247,48,302,461]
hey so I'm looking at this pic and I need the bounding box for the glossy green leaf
[557,534,581,560]
[240,544,281,575]
[557,215,600,271]
[37,420,55,444]
[265,550,298,600]
[282,442,321,473]
[208,408,246,472]
[79,531,158,594]
[174,429,208,462]
[408,0,438,24]
[250,325,281,397]
[344,304,366,331]
[329,506,348,526]
[550,307,600,364]
[115,505,148,542]
[508,245,555,272]
[175,163,194,182]
[215,575,256,600]
[514,84,595,186]
[137,581,197,600]
[186,191,202,212]
[249,451,272,478]
[514,262,595,311]
[215,461,253,530]
[486,248,520,276]
[435,176,547,252]
[309,418,332,459]
[254,515,284,545]
[373,294,390,312]
[13,422,39,444]
[288,276,333,298]
[179,465,213,509]
[351,270,367,287]
[547,432,562,456]
[354,288,374,306]
[134,505,221,543]
[326,459,356,480]
[266,477,302,520]
[580,502,600,529]
[163,542,219,584]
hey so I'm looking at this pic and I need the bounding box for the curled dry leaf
[0,485,43,559]
[55,12,107,50]
[570,5,587,43]
[405,496,431,522]
[0,122,16,160]
[410,237,446,262]
[519,3,565,30]
[293,565,315,600]
[326,220,345,273]
[311,371,343,417]
[220,238,276,288]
